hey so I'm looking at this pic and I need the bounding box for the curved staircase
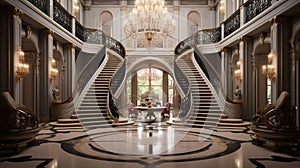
[170,54,223,128]
[76,54,133,130]
[170,53,250,128]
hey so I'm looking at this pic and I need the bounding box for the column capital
[239,36,252,42]
[173,5,180,11]
[43,29,54,36]
[209,6,216,11]
[270,16,286,25]
[13,8,23,17]
[120,0,127,11]
[66,43,76,49]
[221,47,231,52]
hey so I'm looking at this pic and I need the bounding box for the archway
[187,11,201,36]
[253,43,271,110]
[126,57,179,116]
[52,46,64,101]
[99,10,113,36]
[21,37,38,117]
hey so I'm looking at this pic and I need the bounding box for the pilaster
[40,29,54,122]
[270,16,289,98]
[239,36,253,120]
[220,47,231,98]
[65,44,76,99]
[13,8,23,103]
[289,50,300,130]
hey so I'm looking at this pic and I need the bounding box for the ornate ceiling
[91,0,209,5]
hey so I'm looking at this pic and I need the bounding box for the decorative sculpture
[250,91,299,152]
[0,91,41,153]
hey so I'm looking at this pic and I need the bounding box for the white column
[221,47,230,97]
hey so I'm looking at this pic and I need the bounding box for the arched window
[187,11,201,36]
[99,11,113,36]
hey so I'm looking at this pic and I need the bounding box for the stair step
[49,121,81,127]
[57,118,80,123]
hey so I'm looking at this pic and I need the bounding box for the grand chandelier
[123,0,176,43]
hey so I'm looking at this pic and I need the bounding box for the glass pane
[137,68,163,105]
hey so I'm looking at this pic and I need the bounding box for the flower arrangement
[140,101,152,107]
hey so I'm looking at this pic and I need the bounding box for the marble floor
[0,121,299,168]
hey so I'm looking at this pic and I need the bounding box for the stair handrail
[108,60,126,120]
[107,92,120,121]
[107,36,127,120]
[73,29,107,107]
[193,34,226,111]
[174,37,193,119]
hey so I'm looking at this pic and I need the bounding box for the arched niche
[52,43,65,101]
[253,43,271,110]
[99,10,113,36]
[187,11,201,36]
[21,35,39,118]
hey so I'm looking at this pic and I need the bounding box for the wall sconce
[73,0,80,16]
[15,46,30,79]
[50,58,59,80]
[219,0,225,15]
[262,51,276,81]
[234,60,242,80]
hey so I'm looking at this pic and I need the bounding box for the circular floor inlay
[61,127,241,166]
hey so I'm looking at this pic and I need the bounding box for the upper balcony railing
[26,0,278,46]
[27,0,49,15]
[191,0,277,44]
[223,9,240,38]
[195,27,221,45]
[244,0,273,23]
[53,0,73,33]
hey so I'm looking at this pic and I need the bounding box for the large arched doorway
[127,67,174,106]
[125,56,179,117]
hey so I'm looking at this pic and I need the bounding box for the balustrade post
[221,23,225,40]
[72,17,76,35]
[49,0,54,19]
[240,4,245,26]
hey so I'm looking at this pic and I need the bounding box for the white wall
[82,3,215,42]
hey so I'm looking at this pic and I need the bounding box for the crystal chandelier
[123,0,176,43]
